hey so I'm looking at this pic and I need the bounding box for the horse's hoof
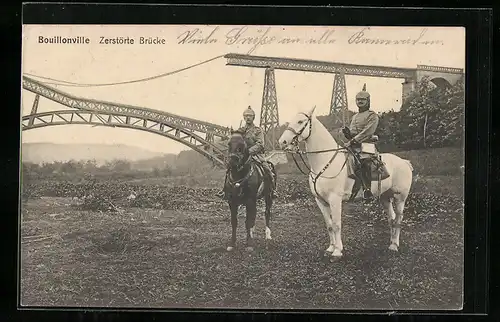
[332,249,343,257]
[329,256,342,263]
[245,246,254,252]
[388,244,398,252]
[227,246,234,252]
[265,227,272,240]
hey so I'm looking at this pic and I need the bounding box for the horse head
[278,105,317,151]
[227,130,249,170]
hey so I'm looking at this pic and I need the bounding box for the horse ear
[308,105,317,116]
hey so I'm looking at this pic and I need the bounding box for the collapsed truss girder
[22,110,228,168]
[22,76,232,140]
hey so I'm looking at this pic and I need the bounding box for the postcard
[20,23,465,310]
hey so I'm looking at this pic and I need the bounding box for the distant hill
[21,113,349,171]
[131,154,178,171]
[21,143,167,165]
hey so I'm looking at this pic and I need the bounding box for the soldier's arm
[248,128,265,155]
[353,112,379,143]
[342,115,356,139]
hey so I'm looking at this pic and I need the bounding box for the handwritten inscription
[176,26,443,53]
[176,26,336,54]
[348,28,443,46]
[177,27,219,44]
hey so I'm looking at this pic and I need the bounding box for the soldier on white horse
[278,98,413,257]
[342,84,380,202]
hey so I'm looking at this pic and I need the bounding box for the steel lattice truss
[225,53,417,79]
[22,76,232,140]
[260,68,280,150]
[330,72,349,126]
[22,110,228,167]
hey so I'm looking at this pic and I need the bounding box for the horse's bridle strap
[286,113,312,144]
[228,161,254,185]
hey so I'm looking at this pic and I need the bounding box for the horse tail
[404,159,414,172]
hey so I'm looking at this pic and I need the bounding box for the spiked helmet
[355,83,370,100]
[243,106,255,117]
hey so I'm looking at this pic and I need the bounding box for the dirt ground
[19,174,464,310]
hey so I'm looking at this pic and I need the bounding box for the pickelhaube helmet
[355,84,370,100]
[243,106,255,117]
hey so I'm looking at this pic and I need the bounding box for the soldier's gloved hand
[248,146,259,155]
[345,138,357,147]
[342,127,351,139]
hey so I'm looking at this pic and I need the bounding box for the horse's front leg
[315,197,335,255]
[245,199,257,252]
[227,201,239,252]
[328,194,343,257]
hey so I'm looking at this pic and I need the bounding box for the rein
[227,152,253,189]
[284,113,350,205]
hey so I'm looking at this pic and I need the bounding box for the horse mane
[228,129,248,152]
[231,129,246,137]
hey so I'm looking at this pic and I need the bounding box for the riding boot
[362,160,374,202]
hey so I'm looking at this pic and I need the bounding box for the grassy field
[19,147,464,310]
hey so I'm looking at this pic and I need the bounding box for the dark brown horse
[224,130,276,252]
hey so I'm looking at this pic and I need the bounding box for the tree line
[22,158,173,181]
[21,148,223,180]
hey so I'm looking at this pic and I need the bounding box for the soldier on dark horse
[342,84,380,202]
[216,106,278,200]
[216,106,278,251]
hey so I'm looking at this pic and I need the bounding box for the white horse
[278,106,413,257]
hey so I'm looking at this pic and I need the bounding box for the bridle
[284,112,313,149]
[226,138,254,191]
[284,112,347,177]
[283,112,349,205]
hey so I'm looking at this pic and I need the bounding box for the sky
[21,25,465,155]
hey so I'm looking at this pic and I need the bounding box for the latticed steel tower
[260,68,280,150]
[329,71,349,127]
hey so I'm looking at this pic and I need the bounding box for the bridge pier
[329,71,348,127]
[260,67,280,151]
[401,78,416,104]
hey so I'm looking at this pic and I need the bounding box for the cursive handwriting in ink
[225,26,276,54]
[177,27,219,45]
[348,27,443,45]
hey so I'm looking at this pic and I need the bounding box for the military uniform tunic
[238,123,265,158]
[349,110,379,143]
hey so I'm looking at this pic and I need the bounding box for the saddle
[346,135,390,182]
[252,159,276,198]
